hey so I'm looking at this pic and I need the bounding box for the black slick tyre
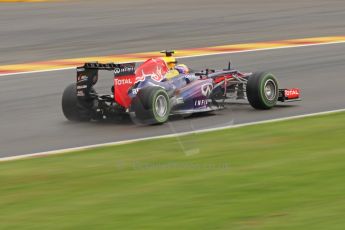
[62,83,93,122]
[130,87,170,124]
[246,72,279,110]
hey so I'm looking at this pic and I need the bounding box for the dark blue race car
[62,51,301,124]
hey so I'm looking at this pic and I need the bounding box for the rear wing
[76,62,136,91]
[76,62,136,108]
[76,62,135,80]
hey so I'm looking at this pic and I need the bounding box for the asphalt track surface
[0,0,345,157]
[1,0,345,64]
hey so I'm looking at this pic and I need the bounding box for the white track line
[1,40,345,77]
[1,108,345,162]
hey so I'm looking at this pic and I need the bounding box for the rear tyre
[62,83,94,122]
[130,87,170,124]
[246,72,279,110]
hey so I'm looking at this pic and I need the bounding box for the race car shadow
[170,112,217,121]
[91,113,216,125]
[96,115,134,125]
[274,104,300,108]
[62,102,298,126]
[223,101,299,108]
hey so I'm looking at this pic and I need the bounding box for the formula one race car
[62,51,300,124]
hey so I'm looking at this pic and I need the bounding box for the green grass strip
[1,112,345,229]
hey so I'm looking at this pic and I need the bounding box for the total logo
[285,88,300,98]
[114,78,133,85]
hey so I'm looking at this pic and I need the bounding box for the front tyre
[130,87,170,124]
[246,72,279,110]
[62,83,93,122]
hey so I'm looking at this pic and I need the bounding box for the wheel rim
[264,79,276,101]
[154,95,168,118]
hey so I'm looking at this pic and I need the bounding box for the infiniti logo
[201,83,213,96]
[114,66,135,75]
[114,68,121,74]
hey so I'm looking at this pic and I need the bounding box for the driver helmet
[175,64,189,74]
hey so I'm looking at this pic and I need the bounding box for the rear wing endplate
[76,62,135,97]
